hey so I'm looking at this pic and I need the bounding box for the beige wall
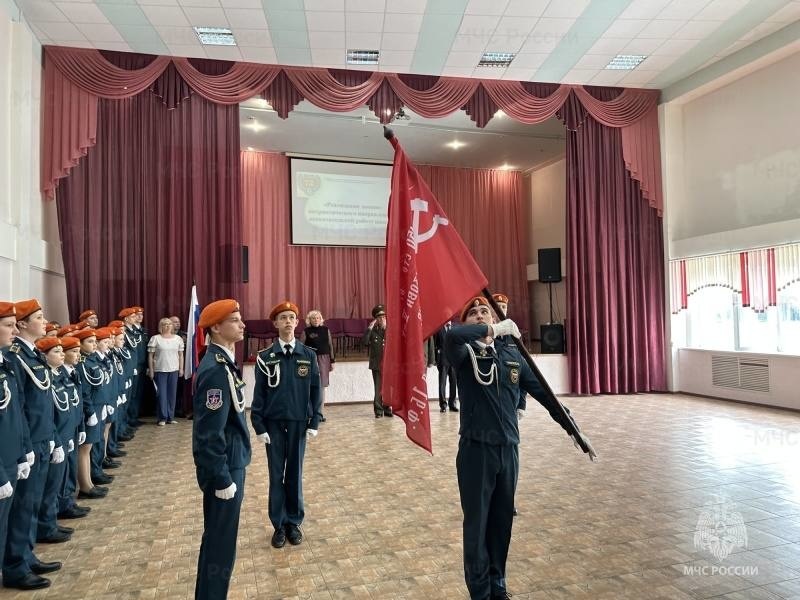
[525,159,567,347]
[0,3,68,321]
[667,50,800,258]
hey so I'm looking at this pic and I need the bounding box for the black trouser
[3,440,49,582]
[195,468,246,600]
[264,420,307,530]
[438,364,457,408]
[456,438,518,600]
[0,476,17,572]
[371,370,391,416]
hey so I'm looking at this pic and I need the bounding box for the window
[778,283,800,354]
[737,306,778,352]
[685,286,736,351]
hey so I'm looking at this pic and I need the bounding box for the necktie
[284,344,292,357]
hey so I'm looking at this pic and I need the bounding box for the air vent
[711,355,770,393]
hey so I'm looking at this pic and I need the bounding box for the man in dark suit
[363,304,392,418]
[434,321,458,412]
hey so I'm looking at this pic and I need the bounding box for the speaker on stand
[538,248,565,354]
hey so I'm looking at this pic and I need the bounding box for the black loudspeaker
[242,245,249,283]
[538,248,562,283]
[540,324,565,354]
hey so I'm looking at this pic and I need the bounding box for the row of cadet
[0,301,152,591]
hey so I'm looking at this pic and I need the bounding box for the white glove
[101,406,108,420]
[17,462,30,480]
[517,409,526,420]
[122,392,128,403]
[51,446,65,464]
[214,482,237,500]
[107,405,115,416]
[0,482,12,500]
[492,319,521,339]
[116,395,123,406]
[307,428,318,439]
[87,413,98,426]
[133,368,138,376]
[68,439,75,452]
[26,451,35,466]
[78,431,86,445]
[49,440,55,454]
[256,432,270,445]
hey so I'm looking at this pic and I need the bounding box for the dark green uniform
[192,344,251,600]
[445,324,565,600]
[363,325,389,417]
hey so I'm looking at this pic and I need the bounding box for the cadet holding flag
[192,299,251,600]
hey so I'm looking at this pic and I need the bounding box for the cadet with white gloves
[192,299,251,600]
[251,301,321,550]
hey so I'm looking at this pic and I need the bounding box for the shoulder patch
[215,354,227,364]
[9,344,20,354]
[205,389,223,410]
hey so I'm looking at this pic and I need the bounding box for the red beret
[0,302,15,319]
[460,296,490,322]
[60,336,81,351]
[73,329,97,341]
[118,308,136,318]
[109,326,124,336]
[94,327,113,340]
[79,309,96,321]
[15,299,42,321]
[132,306,144,313]
[107,320,124,328]
[57,324,78,336]
[269,301,299,321]
[198,299,240,329]
[35,337,62,353]
[492,293,509,305]
[45,323,59,333]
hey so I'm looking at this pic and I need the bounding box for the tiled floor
[2,393,800,599]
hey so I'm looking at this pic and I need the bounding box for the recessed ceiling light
[497,163,516,171]
[246,147,254,151]
[446,140,465,150]
[478,52,515,67]
[605,54,647,70]
[347,49,379,65]
[194,26,236,46]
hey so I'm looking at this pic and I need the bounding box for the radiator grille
[711,355,769,393]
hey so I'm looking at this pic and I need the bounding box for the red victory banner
[381,130,488,452]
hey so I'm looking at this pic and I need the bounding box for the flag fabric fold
[382,134,488,453]
[184,284,205,380]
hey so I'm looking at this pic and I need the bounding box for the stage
[241,354,569,407]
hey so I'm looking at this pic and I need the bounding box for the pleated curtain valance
[670,242,800,314]
[42,45,664,213]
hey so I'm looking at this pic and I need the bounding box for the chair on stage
[326,318,345,357]
[243,319,278,361]
[342,317,367,357]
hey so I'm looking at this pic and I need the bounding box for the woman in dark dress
[301,310,334,422]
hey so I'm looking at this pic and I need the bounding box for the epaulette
[215,354,227,364]
[9,343,20,354]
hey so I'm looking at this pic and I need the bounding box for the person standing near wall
[147,318,184,426]
[363,304,391,419]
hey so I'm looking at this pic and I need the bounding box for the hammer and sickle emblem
[409,198,449,253]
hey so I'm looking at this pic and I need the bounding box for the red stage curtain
[56,91,242,330]
[42,46,663,215]
[241,151,528,330]
[564,97,666,394]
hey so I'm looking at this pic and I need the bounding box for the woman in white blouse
[147,317,185,426]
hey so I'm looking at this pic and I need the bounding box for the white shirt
[279,338,296,354]
[148,335,185,372]
[211,343,236,364]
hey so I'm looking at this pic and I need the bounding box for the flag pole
[483,291,597,461]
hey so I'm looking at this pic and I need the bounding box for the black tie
[284,344,291,357]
